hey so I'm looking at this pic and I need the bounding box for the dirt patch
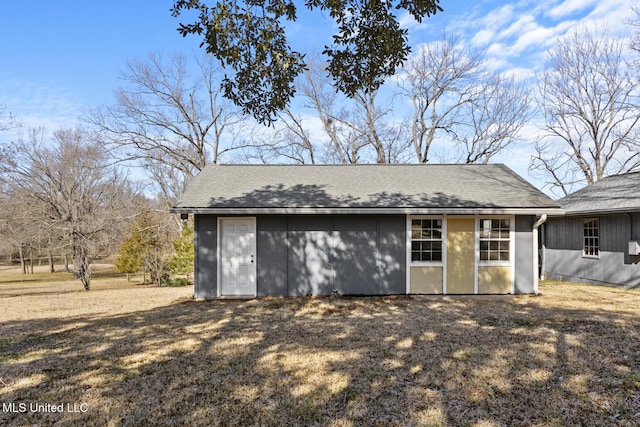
[0,278,638,426]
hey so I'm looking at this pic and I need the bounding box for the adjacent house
[171,164,563,298]
[541,171,640,289]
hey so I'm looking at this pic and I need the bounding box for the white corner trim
[442,215,448,295]
[405,214,411,295]
[216,217,222,298]
[510,215,516,294]
[474,216,480,294]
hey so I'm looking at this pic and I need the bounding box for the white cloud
[580,0,636,34]
[0,80,82,145]
[510,20,576,55]
[548,0,599,19]
[479,4,517,30]
[499,14,538,39]
[471,29,494,47]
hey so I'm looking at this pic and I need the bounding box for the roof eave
[170,207,565,216]
[555,207,640,217]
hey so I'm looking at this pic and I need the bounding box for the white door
[220,218,256,296]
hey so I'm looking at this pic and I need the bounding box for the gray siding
[375,216,406,294]
[194,215,218,298]
[256,216,288,297]
[514,215,534,294]
[195,214,407,297]
[333,216,379,294]
[544,213,640,288]
[287,216,334,296]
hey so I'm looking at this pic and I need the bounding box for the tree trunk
[48,249,55,273]
[29,246,34,274]
[19,244,26,275]
[71,234,91,290]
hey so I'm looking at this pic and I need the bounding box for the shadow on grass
[1,294,639,426]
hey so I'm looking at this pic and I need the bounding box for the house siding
[194,215,219,299]
[514,215,535,294]
[283,215,407,295]
[376,216,407,294]
[194,214,406,297]
[195,213,540,297]
[256,216,288,297]
[543,213,640,288]
[478,266,511,293]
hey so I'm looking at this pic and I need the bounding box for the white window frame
[409,216,445,266]
[477,216,514,267]
[582,218,599,259]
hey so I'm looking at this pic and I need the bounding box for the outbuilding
[171,164,562,298]
[541,171,640,288]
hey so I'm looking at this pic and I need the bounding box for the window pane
[479,218,511,263]
[412,221,422,239]
[582,219,599,256]
[411,217,443,263]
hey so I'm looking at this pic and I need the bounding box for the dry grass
[0,271,639,426]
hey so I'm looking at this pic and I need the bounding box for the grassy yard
[0,269,639,426]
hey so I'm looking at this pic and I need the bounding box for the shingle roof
[559,171,640,215]
[172,164,562,214]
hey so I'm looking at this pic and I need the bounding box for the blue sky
[0,0,637,190]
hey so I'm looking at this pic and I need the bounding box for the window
[411,219,442,262]
[583,219,599,257]
[480,218,510,261]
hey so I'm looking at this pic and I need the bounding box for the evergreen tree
[170,219,194,282]
[115,211,156,281]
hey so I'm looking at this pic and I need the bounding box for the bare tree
[401,34,482,163]
[400,33,531,165]
[629,6,640,56]
[0,189,42,273]
[260,57,410,164]
[86,52,247,203]
[531,28,640,196]
[0,128,139,289]
[455,74,532,164]
[295,59,367,164]
[242,110,319,165]
[0,104,18,132]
